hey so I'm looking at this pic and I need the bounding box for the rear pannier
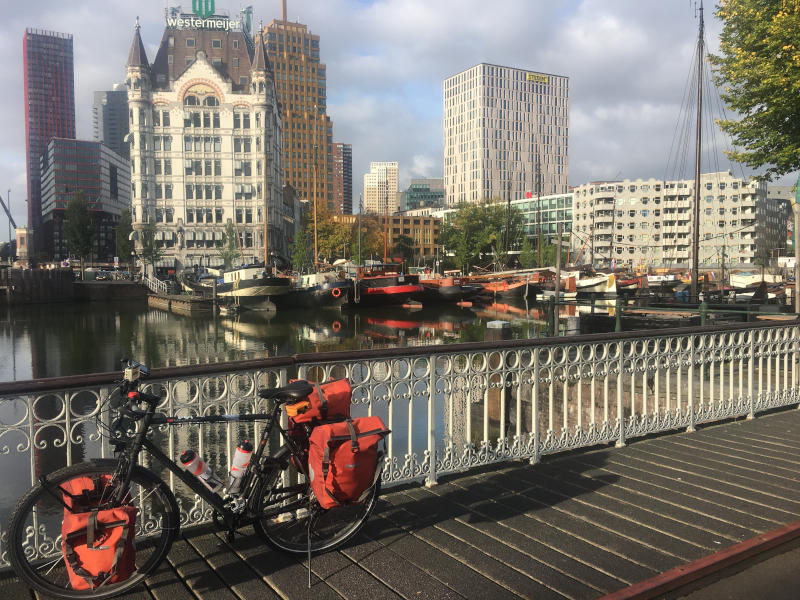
[307,416,390,509]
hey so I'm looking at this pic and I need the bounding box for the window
[186,209,193,223]
[186,57,192,66]
[186,38,195,47]
[164,159,172,175]
[168,55,173,65]
[233,57,239,68]
[203,96,219,107]
[186,185,193,200]
[239,76,248,86]
[168,36,174,48]
[211,58,222,66]
[213,113,220,128]
[162,111,170,126]
[212,39,221,48]
[236,208,243,223]
[215,208,223,222]
[153,111,160,126]
[233,40,239,49]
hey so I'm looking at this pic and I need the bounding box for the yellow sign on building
[526,73,548,83]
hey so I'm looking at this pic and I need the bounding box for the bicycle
[6,359,382,599]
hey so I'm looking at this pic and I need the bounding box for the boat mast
[691,1,704,301]
[536,146,542,267]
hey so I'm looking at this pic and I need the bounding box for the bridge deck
[3,408,800,599]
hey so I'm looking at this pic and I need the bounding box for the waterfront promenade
[3,406,798,599]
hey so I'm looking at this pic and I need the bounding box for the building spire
[127,18,149,69]
[251,29,268,72]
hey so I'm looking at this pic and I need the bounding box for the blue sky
[0,0,795,242]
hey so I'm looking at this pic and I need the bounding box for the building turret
[126,19,154,250]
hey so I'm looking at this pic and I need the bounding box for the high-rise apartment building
[363,162,399,215]
[127,9,288,270]
[333,143,352,214]
[571,172,783,269]
[39,138,131,261]
[443,63,569,206]
[266,2,335,213]
[23,29,76,249]
[93,85,130,160]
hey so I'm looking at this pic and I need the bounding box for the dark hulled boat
[349,264,423,306]
[273,272,353,309]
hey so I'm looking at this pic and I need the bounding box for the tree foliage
[351,214,386,262]
[290,215,312,272]
[115,208,133,262]
[65,191,93,261]
[519,236,536,268]
[709,0,800,179]
[140,221,164,274]
[217,221,241,268]
[438,201,524,273]
[392,234,415,264]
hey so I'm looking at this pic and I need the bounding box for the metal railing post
[616,340,626,448]
[530,348,541,464]
[426,355,438,486]
[688,334,696,432]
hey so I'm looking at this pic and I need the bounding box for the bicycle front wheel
[253,475,380,554]
[7,458,179,600]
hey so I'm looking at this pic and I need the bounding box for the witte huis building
[126,8,289,270]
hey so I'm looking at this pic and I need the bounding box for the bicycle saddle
[258,380,314,400]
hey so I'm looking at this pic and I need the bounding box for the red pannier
[307,416,390,509]
[285,379,352,424]
[60,475,138,590]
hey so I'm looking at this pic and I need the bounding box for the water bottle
[226,440,253,495]
[179,449,223,492]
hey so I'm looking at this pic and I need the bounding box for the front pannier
[60,476,138,590]
[285,379,352,424]
[307,416,390,509]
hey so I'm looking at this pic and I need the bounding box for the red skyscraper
[23,29,76,250]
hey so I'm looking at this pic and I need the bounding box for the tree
[351,214,385,262]
[115,208,133,270]
[392,234,415,265]
[438,201,524,273]
[709,1,800,179]
[290,216,312,272]
[217,221,241,268]
[519,236,536,268]
[140,221,164,277]
[64,191,93,279]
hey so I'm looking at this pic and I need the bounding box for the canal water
[0,298,598,381]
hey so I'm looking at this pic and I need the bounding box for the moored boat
[414,270,481,303]
[273,272,353,309]
[179,265,290,309]
[349,264,423,306]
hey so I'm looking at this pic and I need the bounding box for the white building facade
[363,161,399,215]
[443,63,569,207]
[126,12,289,270]
[571,172,784,270]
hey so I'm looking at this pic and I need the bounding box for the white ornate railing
[0,321,798,568]
[143,275,168,295]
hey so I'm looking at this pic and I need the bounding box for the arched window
[183,95,199,106]
[203,96,219,106]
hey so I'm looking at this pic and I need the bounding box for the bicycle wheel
[7,458,179,600]
[253,474,380,554]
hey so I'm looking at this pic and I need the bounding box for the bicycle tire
[253,474,380,554]
[7,458,179,600]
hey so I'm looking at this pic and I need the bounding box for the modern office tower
[126,11,289,270]
[93,85,130,160]
[39,139,131,261]
[266,2,336,212]
[570,172,783,269]
[23,29,76,249]
[333,143,352,214]
[363,162,399,215]
[443,63,569,206]
[402,178,444,212]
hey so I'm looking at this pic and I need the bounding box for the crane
[0,193,17,229]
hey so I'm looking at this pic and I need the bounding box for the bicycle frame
[115,397,309,530]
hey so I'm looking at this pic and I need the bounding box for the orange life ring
[332,320,342,332]
[331,287,342,298]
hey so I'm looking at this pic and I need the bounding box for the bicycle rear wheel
[253,475,380,554]
[7,458,179,600]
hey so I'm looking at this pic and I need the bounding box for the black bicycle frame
[120,400,307,524]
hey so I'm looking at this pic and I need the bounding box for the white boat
[576,273,616,294]
[728,272,782,289]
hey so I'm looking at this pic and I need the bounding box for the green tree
[438,201,524,273]
[351,214,385,262]
[115,208,133,271]
[709,1,800,179]
[290,216,312,272]
[217,221,241,268]
[64,191,93,279]
[519,235,536,268]
[392,234,415,265]
[140,221,164,278]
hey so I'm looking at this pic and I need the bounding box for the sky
[1,0,797,242]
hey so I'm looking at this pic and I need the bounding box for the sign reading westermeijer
[167,0,242,32]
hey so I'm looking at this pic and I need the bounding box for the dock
[148,294,214,316]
